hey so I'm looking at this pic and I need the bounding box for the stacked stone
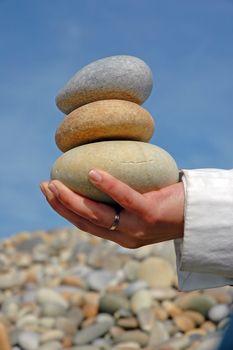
[51,56,179,203]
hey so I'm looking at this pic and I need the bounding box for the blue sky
[1,0,233,237]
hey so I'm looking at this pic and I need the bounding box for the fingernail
[45,187,54,200]
[48,182,59,197]
[40,184,46,196]
[89,169,102,183]
[40,184,54,201]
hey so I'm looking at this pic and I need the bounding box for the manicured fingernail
[89,169,102,183]
[48,182,59,197]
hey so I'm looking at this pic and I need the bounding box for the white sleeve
[174,169,233,291]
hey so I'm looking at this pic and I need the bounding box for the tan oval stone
[137,257,175,288]
[204,288,232,304]
[117,317,138,329]
[131,289,153,314]
[70,292,85,307]
[51,141,179,203]
[62,336,73,348]
[113,330,149,346]
[201,320,216,333]
[154,306,168,321]
[83,303,99,318]
[150,287,178,301]
[183,310,205,326]
[186,329,207,337]
[162,301,183,318]
[62,275,86,288]
[81,316,96,328]
[56,100,155,152]
[174,315,195,332]
[83,292,100,305]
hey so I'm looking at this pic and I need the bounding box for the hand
[40,169,184,249]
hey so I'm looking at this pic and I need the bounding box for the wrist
[158,182,185,240]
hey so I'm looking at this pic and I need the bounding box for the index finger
[88,169,148,216]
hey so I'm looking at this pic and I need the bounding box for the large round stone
[55,100,155,152]
[56,55,153,114]
[51,141,179,203]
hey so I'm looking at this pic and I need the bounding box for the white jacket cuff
[175,169,233,291]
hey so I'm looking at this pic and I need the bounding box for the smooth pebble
[208,304,230,323]
[56,100,154,151]
[137,257,175,288]
[56,55,153,113]
[51,141,179,204]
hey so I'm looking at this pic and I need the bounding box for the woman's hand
[40,169,184,248]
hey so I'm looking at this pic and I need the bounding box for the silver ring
[109,210,121,231]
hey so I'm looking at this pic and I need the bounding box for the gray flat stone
[148,321,170,347]
[10,328,21,346]
[74,321,112,345]
[137,307,155,332]
[1,300,19,317]
[194,334,222,350]
[157,335,191,350]
[123,260,140,282]
[56,55,153,113]
[99,293,130,314]
[92,338,111,349]
[113,330,149,346]
[39,317,56,329]
[55,317,78,335]
[37,288,69,309]
[16,314,38,328]
[176,294,216,317]
[123,280,148,297]
[208,304,230,323]
[67,307,84,328]
[41,302,67,317]
[40,330,64,343]
[96,313,115,324]
[87,269,116,291]
[18,331,40,350]
[40,341,62,350]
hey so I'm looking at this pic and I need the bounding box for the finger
[41,182,80,227]
[40,182,127,246]
[47,180,117,229]
[88,169,148,216]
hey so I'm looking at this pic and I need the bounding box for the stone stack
[51,55,179,203]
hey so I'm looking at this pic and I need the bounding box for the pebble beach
[0,227,231,350]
